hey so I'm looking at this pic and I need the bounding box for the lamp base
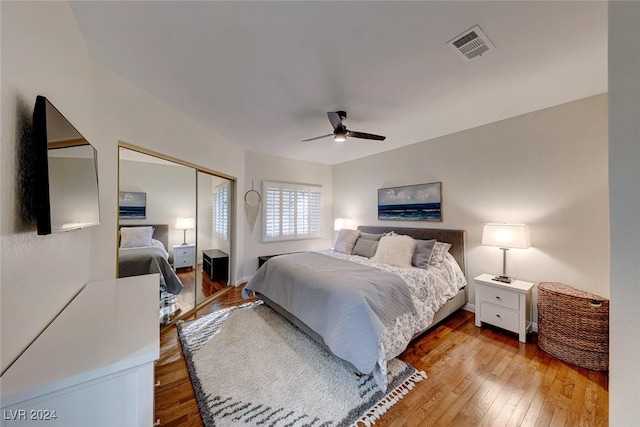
[492,275,513,283]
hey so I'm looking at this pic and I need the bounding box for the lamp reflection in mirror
[482,223,530,283]
[176,217,195,245]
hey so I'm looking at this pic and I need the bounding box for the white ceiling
[70,1,607,166]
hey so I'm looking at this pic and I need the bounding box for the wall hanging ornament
[244,181,261,233]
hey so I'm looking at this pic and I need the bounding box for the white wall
[1,1,96,373]
[608,1,640,423]
[119,159,196,255]
[0,1,246,372]
[333,94,610,323]
[242,151,333,277]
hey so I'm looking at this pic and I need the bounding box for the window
[212,183,229,240]
[263,181,322,242]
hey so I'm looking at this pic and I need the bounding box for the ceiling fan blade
[348,131,386,141]
[302,133,333,142]
[327,112,343,130]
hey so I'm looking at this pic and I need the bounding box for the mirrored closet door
[117,144,234,327]
[197,172,232,303]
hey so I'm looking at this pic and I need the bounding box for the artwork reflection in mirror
[119,191,146,219]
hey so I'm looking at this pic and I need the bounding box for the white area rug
[177,301,426,427]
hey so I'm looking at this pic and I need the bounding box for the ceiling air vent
[447,25,495,62]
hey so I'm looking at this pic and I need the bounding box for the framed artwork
[119,191,146,219]
[378,182,442,221]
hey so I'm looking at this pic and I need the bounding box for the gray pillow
[412,239,437,268]
[359,232,383,241]
[352,238,379,258]
[333,229,361,254]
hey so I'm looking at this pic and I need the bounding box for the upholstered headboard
[119,224,169,250]
[357,226,466,276]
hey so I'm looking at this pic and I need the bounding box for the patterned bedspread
[323,251,467,369]
[243,250,467,390]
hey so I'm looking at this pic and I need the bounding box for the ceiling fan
[302,111,386,143]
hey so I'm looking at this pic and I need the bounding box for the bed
[118,224,183,295]
[243,226,467,390]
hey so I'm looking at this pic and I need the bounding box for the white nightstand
[474,274,534,343]
[173,243,196,270]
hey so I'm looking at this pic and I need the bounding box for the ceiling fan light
[334,130,347,142]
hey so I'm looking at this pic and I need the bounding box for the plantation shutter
[263,181,323,242]
[212,183,229,240]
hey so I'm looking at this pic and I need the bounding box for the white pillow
[120,226,154,248]
[334,229,361,254]
[372,234,416,268]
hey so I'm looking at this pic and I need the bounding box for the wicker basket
[537,282,609,371]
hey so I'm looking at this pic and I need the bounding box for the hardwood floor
[169,267,226,323]
[173,268,196,318]
[154,287,608,426]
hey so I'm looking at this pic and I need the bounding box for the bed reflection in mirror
[117,146,233,327]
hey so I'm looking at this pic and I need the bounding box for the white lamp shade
[482,223,530,249]
[175,217,195,230]
[333,218,351,231]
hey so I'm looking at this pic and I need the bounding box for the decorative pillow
[372,235,416,268]
[333,229,361,254]
[352,238,379,258]
[120,226,153,248]
[359,232,383,241]
[428,241,452,266]
[412,239,437,268]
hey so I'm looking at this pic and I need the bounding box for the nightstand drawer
[175,247,194,258]
[477,285,519,310]
[175,257,192,267]
[480,303,519,333]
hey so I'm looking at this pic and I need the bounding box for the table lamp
[482,223,530,283]
[175,217,195,245]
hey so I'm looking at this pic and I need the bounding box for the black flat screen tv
[32,95,100,235]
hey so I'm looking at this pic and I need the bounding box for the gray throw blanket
[119,247,183,294]
[243,252,417,376]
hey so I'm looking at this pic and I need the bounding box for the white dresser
[173,243,196,270]
[474,273,534,343]
[0,275,159,426]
